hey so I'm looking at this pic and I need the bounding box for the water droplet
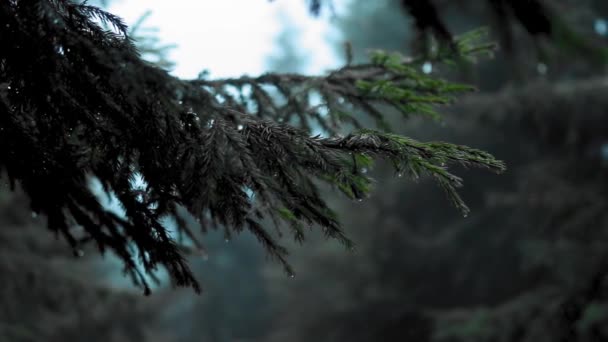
[31,212,38,218]
[74,249,85,257]
[178,100,183,105]
[397,173,403,178]
[595,18,608,36]
[225,238,230,243]
[52,19,59,24]
[361,167,368,174]
[536,62,548,75]
[422,61,433,74]
[289,273,295,278]
[357,198,363,202]
[463,212,469,218]
[237,124,244,131]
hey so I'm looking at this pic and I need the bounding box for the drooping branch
[0,0,504,294]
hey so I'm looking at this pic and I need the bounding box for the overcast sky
[108,0,344,78]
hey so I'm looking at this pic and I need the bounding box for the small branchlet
[190,29,493,135]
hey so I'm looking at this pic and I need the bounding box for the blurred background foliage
[2,0,608,341]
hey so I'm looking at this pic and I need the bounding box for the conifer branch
[0,0,504,294]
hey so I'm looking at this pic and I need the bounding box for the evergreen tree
[0,0,504,294]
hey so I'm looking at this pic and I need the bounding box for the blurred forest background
[2,0,608,341]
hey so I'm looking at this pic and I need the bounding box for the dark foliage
[306,0,553,41]
[398,0,552,55]
[306,0,606,64]
[401,0,453,44]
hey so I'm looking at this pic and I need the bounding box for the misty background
[2,0,608,341]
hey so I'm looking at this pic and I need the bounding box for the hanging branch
[0,0,503,294]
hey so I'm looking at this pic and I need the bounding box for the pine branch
[0,0,504,294]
